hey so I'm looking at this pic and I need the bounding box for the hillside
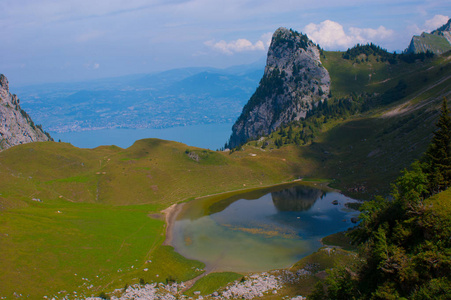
[0,74,52,150]
[406,18,451,54]
[0,137,316,298]
[229,35,451,196]
[310,99,451,298]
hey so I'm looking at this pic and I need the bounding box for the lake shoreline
[161,180,338,247]
[162,203,185,246]
[167,181,360,273]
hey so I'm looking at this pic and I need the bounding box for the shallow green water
[171,183,360,272]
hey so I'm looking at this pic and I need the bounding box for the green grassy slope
[411,33,451,54]
[0,139,307,208]
[322,49,451,98]
[316,51,451,195]
[0,138,312,298]
[185,272,243,296]
[242,51,451,197]
[0,201,165,298]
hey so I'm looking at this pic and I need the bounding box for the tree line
[310,98,451,299]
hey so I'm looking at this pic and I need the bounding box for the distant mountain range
[14,60,265,133]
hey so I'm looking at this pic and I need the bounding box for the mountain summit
[228,28,330,148]
[0,74,52,150]
[406,18,451,54]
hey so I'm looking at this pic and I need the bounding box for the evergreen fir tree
[424,97,451,194]
[287,125,293,141]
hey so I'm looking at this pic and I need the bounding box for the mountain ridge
[226,24,451,195]
[229,20,451,150]
[406,18,451,54]
[0,74,52,150]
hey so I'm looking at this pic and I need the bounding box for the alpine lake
[170,182,361,273]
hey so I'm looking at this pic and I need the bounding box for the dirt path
[382,74,451,118]
[162,203,185,246]
[180,262,221,292]
[161,202,215,292]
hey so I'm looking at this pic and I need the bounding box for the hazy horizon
[1,1,450,86]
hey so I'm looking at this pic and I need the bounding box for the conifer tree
[287,125,293,141]
[424,97,451,194]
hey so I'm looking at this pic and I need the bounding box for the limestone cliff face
[228,28,330,148]
[0,74,52,150]
[406,18,451,54]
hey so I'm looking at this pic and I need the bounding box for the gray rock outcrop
[228,28,330,148]
[0,74,53,150]
[406,18,451,54]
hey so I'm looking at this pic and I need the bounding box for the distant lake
[171,183,360,272]
[50,123,233,150]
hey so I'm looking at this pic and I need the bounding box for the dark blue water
[50,122,233,150]
[172,184,360,272]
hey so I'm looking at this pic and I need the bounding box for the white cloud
[304,20,394,50]
[205,38,266,55]
[84,62,100,70]
[349,26,393,41]
[424,14,449,32]
[407,15,450,36]
[304,20,353,48]
[260,32,273,48]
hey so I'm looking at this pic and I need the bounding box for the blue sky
[1,0,450,86]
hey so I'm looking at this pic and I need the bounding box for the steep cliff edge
[228,28,330,148]
[406,18,451,54]
[0,74,52,150]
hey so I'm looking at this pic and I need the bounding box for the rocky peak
[0,74,53,150]
[432,18,451,34]
[0,74,7,89]
[1,75,10,103]
[406,18,451,54]
[228,27,330,148]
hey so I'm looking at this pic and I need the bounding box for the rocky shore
[85,270,306,300]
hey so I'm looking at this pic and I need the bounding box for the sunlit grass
[185,272,243,296]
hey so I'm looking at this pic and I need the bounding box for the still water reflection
[171,184,359,272]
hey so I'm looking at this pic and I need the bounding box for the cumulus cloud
[304,20,394,50]
[84,62,100,70]
[349,26,394,41]
[205,32,272,55]
[408,15,450,36]
[260,32,273,48]
[424,14,449,32]
[205,38,265,55]
[304,20,353,48]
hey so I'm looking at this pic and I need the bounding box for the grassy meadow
[0,138,312,298]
